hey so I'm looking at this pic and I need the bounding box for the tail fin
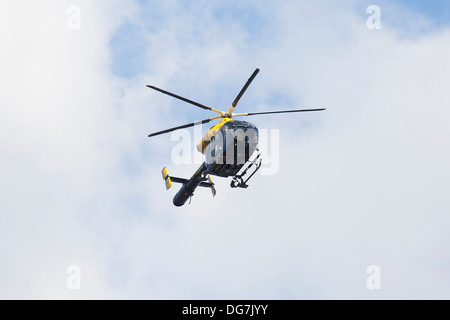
[162,167,190,189]
[161,167,172,190]
[207,174,216,197]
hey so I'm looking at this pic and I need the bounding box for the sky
[0,0,450,299]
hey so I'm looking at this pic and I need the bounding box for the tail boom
[162,163,215,207]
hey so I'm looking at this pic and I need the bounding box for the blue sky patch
[109,21,148,78]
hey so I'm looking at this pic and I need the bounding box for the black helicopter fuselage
[172,119,259,206]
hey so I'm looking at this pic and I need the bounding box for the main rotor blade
[232,108,326,117]
[148,116,221,138]
[147,85,223,115]
[227,68,260,115]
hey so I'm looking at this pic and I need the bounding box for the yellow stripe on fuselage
[196,118,234,153]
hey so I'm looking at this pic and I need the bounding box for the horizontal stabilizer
[170,176,189,184]
[161,167,216,197]
[198,182,213,188]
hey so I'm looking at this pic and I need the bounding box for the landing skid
[230,149,262,188]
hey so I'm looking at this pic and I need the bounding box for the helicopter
[147,68,325,207]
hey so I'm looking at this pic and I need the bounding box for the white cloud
[1,0,449,299]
